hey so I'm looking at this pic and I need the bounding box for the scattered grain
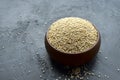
[97,75,101,78]
[105,57,108,60]
[42,70,45,73]
[106,75,110,78]
[79,77,84,80]
[28,70,31,73]
[58,76,61,79]
[40,75,42,78]
[117,68,120,72]
[86,77,89,80]
[2,46,5,49]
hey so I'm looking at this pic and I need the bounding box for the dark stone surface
[0,0,120,80]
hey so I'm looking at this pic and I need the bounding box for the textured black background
[0,0,120,80]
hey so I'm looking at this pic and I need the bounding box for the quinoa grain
[47,17,98,54]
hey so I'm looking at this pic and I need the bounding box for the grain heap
[47,17,98,54]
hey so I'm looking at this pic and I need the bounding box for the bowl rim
[46,19,100,55]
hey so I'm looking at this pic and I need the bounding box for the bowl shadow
[49,54,98,76]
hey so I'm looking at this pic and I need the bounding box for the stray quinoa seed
[47,17,98,54]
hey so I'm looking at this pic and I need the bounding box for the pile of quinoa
[47,17,98,54]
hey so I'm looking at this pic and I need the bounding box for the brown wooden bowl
[45,26,101,66]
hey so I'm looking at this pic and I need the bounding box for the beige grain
[47,17,98,54]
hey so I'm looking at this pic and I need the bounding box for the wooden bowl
[45,26,101,66]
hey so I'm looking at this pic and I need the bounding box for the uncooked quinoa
[47,17,98,54]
